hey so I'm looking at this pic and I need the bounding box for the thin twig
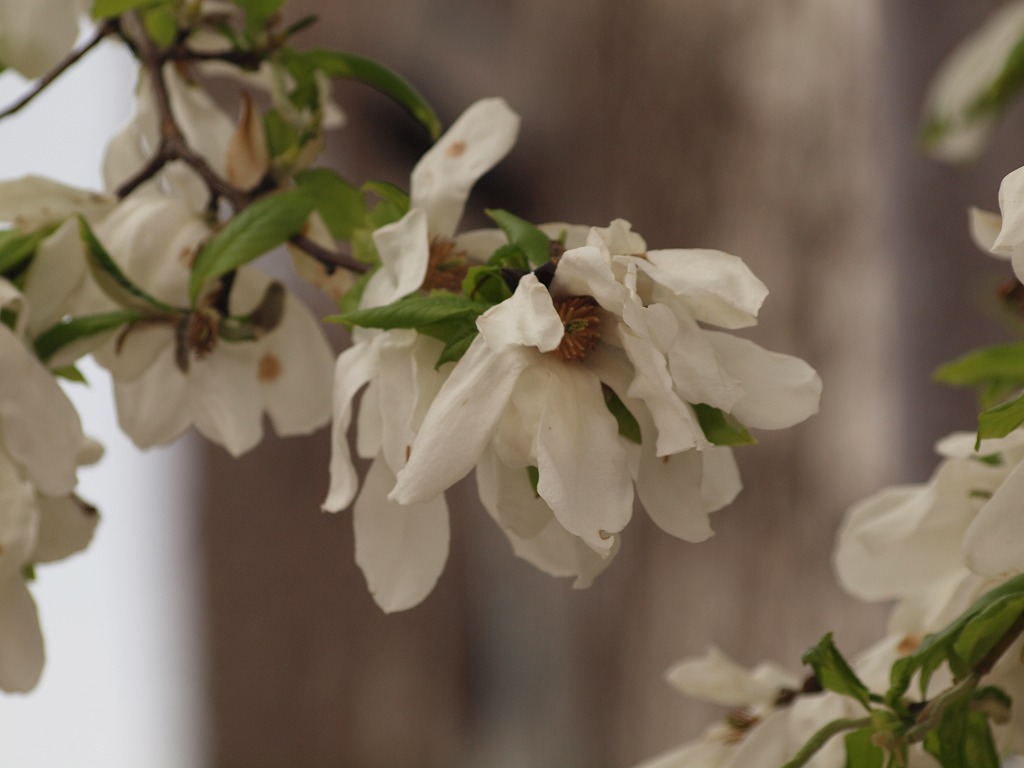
[290,233,369,274]
[0,21,114,121]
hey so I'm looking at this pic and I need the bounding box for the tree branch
[0,21,114,121]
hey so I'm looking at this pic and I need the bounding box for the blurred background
[4,1,1024,766]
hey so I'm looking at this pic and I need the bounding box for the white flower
[0,278,96,692]
[0,0,84,79]
[967,165,1024,283]
[921,1,1024,162]
[391,224,819,558]
[88,195,335,456]
[323,97,520,612]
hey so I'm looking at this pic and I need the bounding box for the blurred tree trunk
[198,2,1022,766]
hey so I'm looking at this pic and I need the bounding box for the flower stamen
[422,236,469,292]
[552,295,601,362]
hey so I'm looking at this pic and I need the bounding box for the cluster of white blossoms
[323,97,822,612]
[0,0,825,691]
[634,429,1024,768]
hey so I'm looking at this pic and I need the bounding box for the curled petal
[363,208,430,309]
[664,646,799,708]
[477,273,563,353]
[963,461,1024,578]
[411,98,521,236]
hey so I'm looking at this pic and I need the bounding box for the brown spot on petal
[258,352,282,382]
[446,140,467,157]
[178,246,196,267]
[898,634,922,655]
[598,529,611,540]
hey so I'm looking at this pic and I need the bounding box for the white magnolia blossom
[969,163,1024,286]
[834,429,1024,754]
[0,278,97,692]
[391,220,820,559]
[633,641,941,768]
[921,1,1024,162]
[0,0,84,79]
[323,97,520,612]
[87,194,335,456]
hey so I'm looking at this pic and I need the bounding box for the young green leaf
[432,320,479,368]
[694,403,756,446]
[332,292,487,331]
[285,49,442,139]
[294,168,367,241]
[0,227,50,275]
[953,592,1024,671]
[78,217,177,313]
[934,343,1024,387]
[486,209,553,267]
[802,633,872,711]
[142,4,178,46]
[362,181,411,225]
[843,728,884,768]
[462,266,513,305]
[34,310,144,363]
[977,392,1024,446]
[189,189,316,303]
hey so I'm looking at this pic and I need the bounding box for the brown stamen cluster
[174,309,220,372]
[552,295,601,362]
[422,236,469,292]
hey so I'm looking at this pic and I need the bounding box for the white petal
[390,337,530,504]
[323,338,381,512]
[187,344,265,457]
[704,332,821,430]
[639,249,768,329]
[963,461,1024,578]
[475,448,551,539]
[32,494,98,563]
[111,351,192,449]
[362,208,430,309]
[410,97,521,235]
[476,273,563,353]
[969,207,1005,256]
[0,176,113,229]
[535,362,633,553]
[0,580,44,692]
[0,326,83,496]
[354,457,449,613]
[0,0,79,78]
[700,446,742,513]
[664,646,799,708]
[995,166,1024,272]
[635,444,713,543]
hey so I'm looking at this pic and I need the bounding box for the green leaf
[935,343,1024,388]
[954,592,1024,670]
[782,717,872,768]
[977,392,1024,446]
[294,168,366,241]
[233,0,283,33]
[263,109,299,160]
[925,707,999,768]
[143,4,178,46]
[432,320,479,367]
[362,181,411,224]
[802,633,872,711]
[462,266,513,305]
[332,292,487,331]
[843,728,884,768]
[34,310,144,363]
[694,403,756,446]
[189,189,315,303]
[91,0,163,19]
[78,217,177,313]
[603,386,642,444]
[52,365,87,383]
[0,227,50,275]
[285,49,442,139]
[969,33,1024,120]
[486,209,552,267]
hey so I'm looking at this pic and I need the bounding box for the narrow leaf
[332,292,487,331]
[34,310,144,363]
[934,344,1024,387]
[189,189,315,303]
[0,227,50,275]
[287,49,442,139]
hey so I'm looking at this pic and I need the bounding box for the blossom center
[551,295,601,362]
[422,236,469,292]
